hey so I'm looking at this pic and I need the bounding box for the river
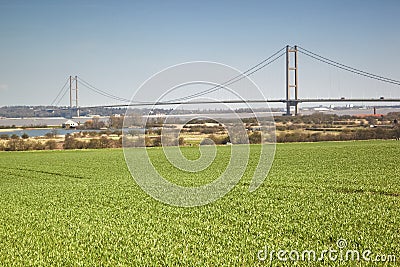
[0,128,106,138]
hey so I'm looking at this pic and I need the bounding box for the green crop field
[0,140,399,266]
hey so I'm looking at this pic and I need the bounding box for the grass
[0,140,399,266]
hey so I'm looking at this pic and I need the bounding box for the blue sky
[0,0,399,106]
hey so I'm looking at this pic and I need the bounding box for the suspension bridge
[51,45,400,116]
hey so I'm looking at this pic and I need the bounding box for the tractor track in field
[0,165,89,180]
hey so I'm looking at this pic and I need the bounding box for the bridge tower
[285,45,299,115]
[69,75,79,117]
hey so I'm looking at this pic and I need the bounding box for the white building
[62,120,78,129]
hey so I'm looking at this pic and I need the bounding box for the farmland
[0,140,399,266]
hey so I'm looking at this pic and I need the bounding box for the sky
[0,0,399,107]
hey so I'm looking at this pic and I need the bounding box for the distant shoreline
[0,128,21,132]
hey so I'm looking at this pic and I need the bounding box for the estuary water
[0,128,103,137]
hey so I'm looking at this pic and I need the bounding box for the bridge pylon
[69,75,79,117]
[285,45,298,116]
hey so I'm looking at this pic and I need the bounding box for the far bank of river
[0,116,110,137]
[0,116,109,128]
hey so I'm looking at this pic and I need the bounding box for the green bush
[45,140,57,150]
[248,132,261,144]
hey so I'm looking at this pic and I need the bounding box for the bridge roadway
[82,98,400,108]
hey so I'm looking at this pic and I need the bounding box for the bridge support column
[285,45,299,116]
[69,75,80,117]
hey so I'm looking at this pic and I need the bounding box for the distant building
[62,119,78,129]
